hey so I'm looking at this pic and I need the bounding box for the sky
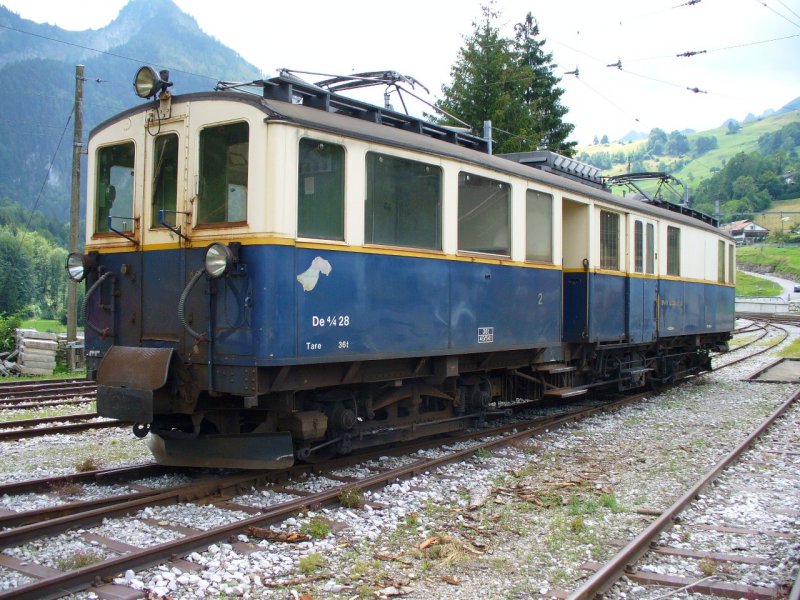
[2,0,799,145]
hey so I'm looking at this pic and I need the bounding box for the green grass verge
[735,271,783,297]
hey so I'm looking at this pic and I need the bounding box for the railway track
[0,317,795,598]
[568,388,800,600]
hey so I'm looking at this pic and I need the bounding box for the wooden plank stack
[16,329,57,376]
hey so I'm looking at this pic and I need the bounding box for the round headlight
[133,66,159,99]
[65,253,87,282]
[204,243,234,278]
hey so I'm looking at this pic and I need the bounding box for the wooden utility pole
[67,65,84,371]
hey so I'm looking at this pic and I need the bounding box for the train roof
[92,75,729,238]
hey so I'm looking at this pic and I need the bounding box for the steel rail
[567,387,800,599]
[0,417,124,441]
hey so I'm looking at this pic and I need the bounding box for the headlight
[133,66,172,99]
[204,243,235,278]
[65,253,90,282]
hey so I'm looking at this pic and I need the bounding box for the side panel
[683,281,706,334]
[449,262,561,351]
[294,250,450,358]
[294,249,562,360]
[627,276,645,343]
[563,272,588,342]
[591,273,626,342]
[658,279,685,337]
[627,279,658,343]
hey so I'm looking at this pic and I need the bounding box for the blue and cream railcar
[69,69,734,468]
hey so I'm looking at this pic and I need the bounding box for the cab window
[152,133,178,228]
[198,122,248,225]
[458,172,510,256]
[298,139,344,240]
[526,190,552,262]
[365,152,442,250]
[95,141,135,234]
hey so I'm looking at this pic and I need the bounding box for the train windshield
[197,121,249,225]
[152,133,178,228]
[95,142,135,234]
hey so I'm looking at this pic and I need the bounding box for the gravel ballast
[0,324,797,599]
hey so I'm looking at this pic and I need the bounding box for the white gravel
[0,321,797,599]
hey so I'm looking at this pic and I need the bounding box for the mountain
[0,0,261,224]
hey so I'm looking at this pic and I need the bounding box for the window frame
[457,171,511,257]
[599,210,620,271]
[297,137,346,241]
[364,151,443,251]
[196,120,250,227]
[667,225,681,276]
[150,132,179,229]
[525,189,553,263]
[94,140,136,235]
[634,220,644,273]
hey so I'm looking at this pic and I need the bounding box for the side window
[95,141,135,234]
[458,172,510,256]
[298,139,344,240]
[646,223,655,274]
[599,210,620,270]
[718,240,725,282]
[198,122,249,225]
[667,226,681,276]
[152,133,178,228]
[365,152,442,250]
[728,244,734,283]
[634,220,644,273]
[526,190,552,262]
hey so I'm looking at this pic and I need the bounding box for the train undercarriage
[96,334,728,469]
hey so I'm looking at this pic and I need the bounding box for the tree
[600,134,609,145]
[666,131,690,155]
[693,135,718,156]
[646,128,667,155]
[436,5,576,156]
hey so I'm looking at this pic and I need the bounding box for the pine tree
[436,6,575,156]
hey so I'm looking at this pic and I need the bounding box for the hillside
[578,107,800,189]
[0,0,261,224]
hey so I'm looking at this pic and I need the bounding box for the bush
[0,314,21,353]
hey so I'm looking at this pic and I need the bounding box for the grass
[737,245,800,281]
[777,338,800,358]
[735,270,783,297]
[338,485,365,509]
[300,518,332,539]
[298,552,325,574]
[55,549,104,571]
[20,319,67,334]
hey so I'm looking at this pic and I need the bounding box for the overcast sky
[2,0,799,145]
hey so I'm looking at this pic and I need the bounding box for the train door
[628,218,658,342]
[562,198,591,341]
[140,122,189,347]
